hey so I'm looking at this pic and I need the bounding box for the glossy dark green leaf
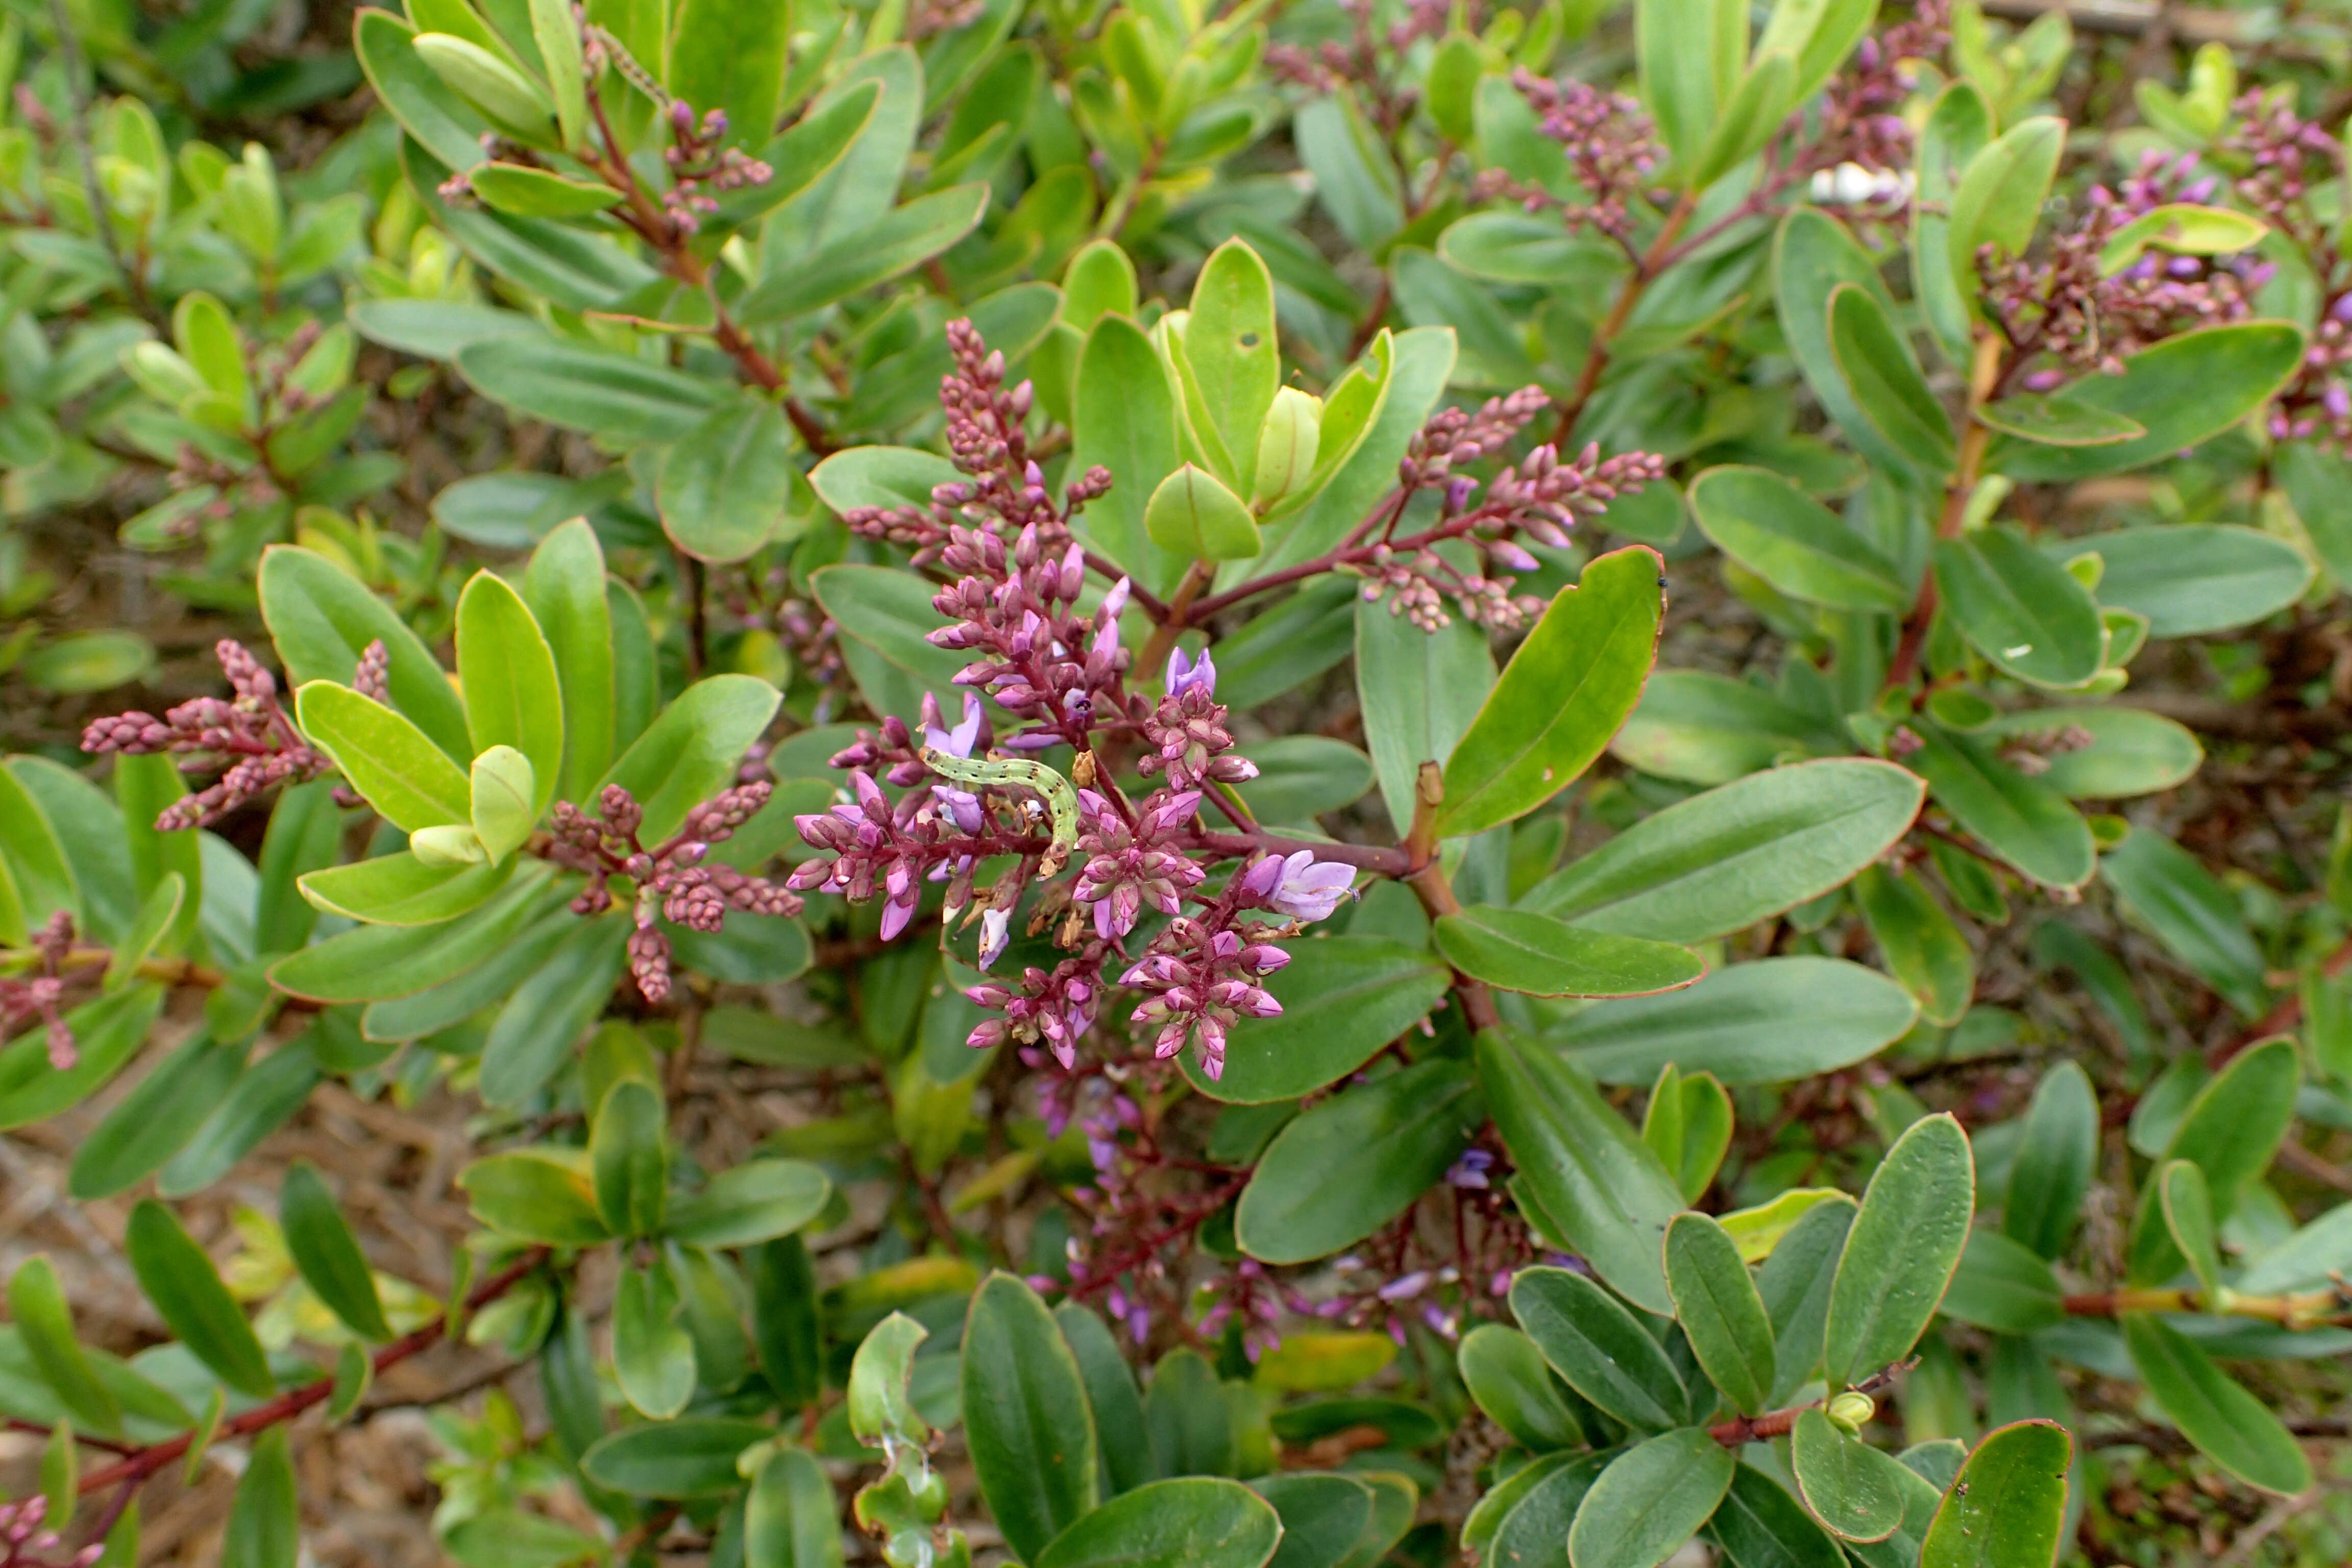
[1918,1420,2073,1568]
[1852,865,1974,1027]
[1483,1031,1684,1313]
[1183,937,1450,1102]
[1901,724,2094,891]
[1791,1408,1905,1543]
[2050,524,2313,638]
[580,1417,772,1497]
[458,1149,611,1245]
[281,1164,391,1341]
[1059,1303,1155,1496]
[746,1447,844,1568]
[268,870,557,1003]
[1550,957,1918,1086]
[478,913,630,1107]
[1977,706,2200,800]
[811,561,970,722]
[8,1255,121,1437]
[1566,1427,1735,1568]
[1932,529,2105,689]
[297,852,514,927]
[2159,1159,2224,1302]
[1438,548,1664,837]
[1992,323,2305,481]
[1070,314,1184,592]
[1485,1451,1613,1568]
[1355,598,1495,838]
[1824,1113,1974,1386]
[1252,1473,1375,1568]
[1435,904,1704,998]
[259,545,471,761]
[613,1262,694,1418]
[1146,1347,1235,1478]
[595,673,780,842]
[157,1037,324,1198]
[1938,1229,2064,1335]
[354,9,491,170]
[1458,1324,1591,1451]
[1759,1197,1857,1403]
[738,183,991,323]
[1706,1462,1846,1568]
[454,336,725,444]
[1236,1058,1482,1264]
[1524,760,1924,942]
[1974,394,2144,446]
[1827,283,1953,475]
[2123,1314,2305,1496]
[657,399,796,564]
[2099,827,2268,1014]
[667,1159,831,1247]
[67,1032,246,1200]
[1689,466,1909,612]
[965,1271,1101,1559]
[2003,1061,2098,1259]
[1038,1477,1282,1568]
[1509,1266,1689,1431]
[1664,1212,1775,1416]
[1145,462,1261,560]
[222,1427,299,1568]
[1947,116,2062,277]
[1642,1065,1734,1202]
[124,1199,275,1398]
[1773,208,1914,473]
[666,0,792,153]
[591,1080,670,1238]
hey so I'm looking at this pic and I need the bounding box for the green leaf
[1611,670,1852,786]
[0,986,163,1132]
[666,1159,831,1247]
[1510,1266,1689,1430]
[1235,1058,1483,1264]
[1183,937,1450,1103]
[8,1255,122,1437]
[1438,547,1663,837]
[1774,208,1914,474]
[1524,760,1925,942]
[1145,462,1262,560]
[124,1198,275,1398]
[2278,440,2352,591]
[413,31,554,138]
[1824,1113,1974,1387]
[1356,598,1495,839]
[297,682,473,832]
[1039,1477,1283,1568]
[222,1427,299,1568]
[1566,1427,1735,1568]
[1182,240,1282,490]
[1459,1324,1591,1451]
[2144,1036,2299,1237]
[2050,524,2313,638]
[1664,1212,1775,1415]
[1938,1229,2064,1335]
[1948,117,2063,281]
[297,852,514,926]
[467,161,617,215]
[1071,315,1184,593]
[2099,827,2268,1014]
[965,1272,1101,1560]
[1974,394,2144,447]
[1791,1408,1905,1543]
[1918,1420,2073,1568]
[2097,203,2268,275]
[268,869,558,1003]
[1989,323,2305,481]
[1486,1452,1613,1566]
[1693,50,1796,188]
[1932,529,2105,689]
[454,337,725,444]
[596,674,780,842]
[1144,1346,1234,1478]
[1908,81,1992,363]
[613,1261,694,1418]
[580,1417,772,1497]
[808,445,960,514]
[666,0,792,153]
[1637,0,1741,175]
[1689,465,1908,613]
[1230,737,1375,823]
[156,1036,323,1198]
[811,562,969,723]
[1058,1303,1155,1496]
[460,1149,610,1245]
[1977,706,2200,799]
[355,9,492,169]
[1827,283,1954,475]
[1643,1066,1734,1202]
[2159,1159,2225,1302]
[446,1510,602,1568]
[1900,724,2094,890]
[1481,1031,1684,1314]
[1706,1462,1846,1568]
[1759,1198,1856,1403]
[1251,1473,1375,1568]
[455,570,563,814]
[281,1164,391,1341]
[658,399,796,564]
[523,519,616,804]
[738,183,991,323]
[260,545,472,761]
[1852,865,1974,1027]
[1435,905,1704,998]
[746,1448,845,1568]
[2003,1062,2098,1259]
[68,1030,244,1200]
[591,1081,669,1238]
[1296,96,1404,251]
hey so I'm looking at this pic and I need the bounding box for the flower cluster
[1983,152,2265,378]
[2219,92,2352,447]
[81,639,334,829]
[654,102,773,233]
[1264,0,1458,134]
[1475,72,1662,246]
[2,911,78,1070]
[0,1490,103,1568]
[1361,393,1666,629]
[1811,0,1951,178]
[548,780,803,1002]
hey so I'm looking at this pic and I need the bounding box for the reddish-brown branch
[75,1250,550,1497]
[1705,1363,1909,1446]
[2206,931,2352,1070]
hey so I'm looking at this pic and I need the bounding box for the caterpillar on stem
[920,748,1084,876]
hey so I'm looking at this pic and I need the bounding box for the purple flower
[1447,1148,1495,1189]
[1166,646,1216,699]
[923,692,988,832]
[1266,850,1356,923]
[978,906,1011,969]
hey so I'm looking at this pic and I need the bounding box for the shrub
[2,0,2350,1564]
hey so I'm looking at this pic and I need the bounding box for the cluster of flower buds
[1264,0,1437,134]
[1071,786,1205,942]
[1122,917,1288,1082]
[1811,0,1950,177]
[931,526,1132,747]
[968,953,1105,1067]
[904,0,986,40]
[0,1491,104,1568]
[657,102,773,233]
[1476,72,1661,244]
[548,780,802,1002]
[2,911,78,1070]
[2217,93,2352,446]
[81,639,333,829]
[1136,648,1259,788]
[1985,152,2264,378]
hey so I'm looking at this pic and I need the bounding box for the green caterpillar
[921,748,1081,876]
